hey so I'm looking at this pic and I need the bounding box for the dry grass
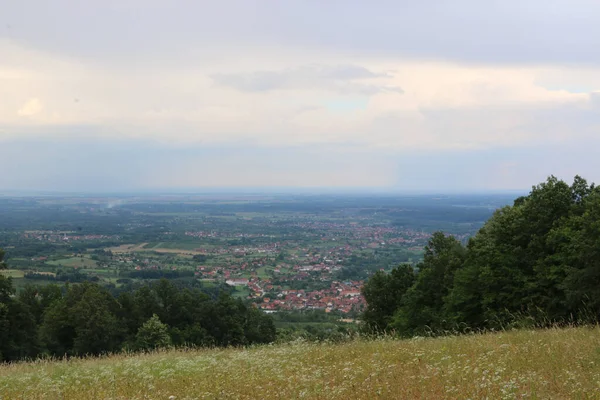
[105,244,149,254]
[106,244,204,255]
[2,327,600,399]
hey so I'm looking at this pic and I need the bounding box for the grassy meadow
[0,269,25,278]
[2,327,600,399]
[46,257,98,269]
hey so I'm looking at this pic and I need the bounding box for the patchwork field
[107,243,205,255]
[106,244,150,253]
[46,257,98,268]
[0,269,24,278]
[1,327,600,399]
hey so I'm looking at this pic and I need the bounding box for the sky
[1,0,600,192]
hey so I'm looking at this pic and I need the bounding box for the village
[6,196,487,320]
[200,263,365,313]
[15,222,440,315]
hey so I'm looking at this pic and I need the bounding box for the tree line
[362,176,600,335]
[0,259,276,362]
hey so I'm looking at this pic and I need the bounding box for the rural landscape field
[0,193,506,324]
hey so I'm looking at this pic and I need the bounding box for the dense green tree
[0,274,40,361]
[447,176,597,328]
[392,233,465,335]
[243,306,277,344]
[0,257,276,361]
[562,188,600,318]
[445,204,530,329]
[1,300,39,360]
[40,283,123,356]
[206,294,247,346]
[361,264,415,332]
[135,314,171,350]
[0,302,9,361]
[0,249,6,270]
[70,285,123,355]
[17,284,62,325]
[363,175,600,335]
[39,297,73,355]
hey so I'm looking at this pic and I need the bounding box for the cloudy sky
[1,0,600,192]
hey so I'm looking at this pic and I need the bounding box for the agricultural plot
[107,243,206,255]
[11,278,56,289]
[0,269,25,278]
[107,244,149,253]
[46,257,98,269]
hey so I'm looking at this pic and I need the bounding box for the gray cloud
[2,1,600,192]
[210,64,403,94]
[2,0,600,65]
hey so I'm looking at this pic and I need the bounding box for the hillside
[1,327,600,399]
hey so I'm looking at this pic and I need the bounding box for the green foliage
[0,276,276,362]
[392,233,466,335]
[0,248,6,270]
[364,175,600,336]
[40,282,123,356]
[0,276,39,360]
[25,269,99,283]
[135,314,171,351]
[361,264,415,332]
[192,254,210,263]
[125,269,195,279]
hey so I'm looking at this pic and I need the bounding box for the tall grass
[2,326,600,399]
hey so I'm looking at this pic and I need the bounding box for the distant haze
[1,1,600,192]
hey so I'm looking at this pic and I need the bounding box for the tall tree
[0,272,39,361]
[0,248,6,270]
[361,264,415,333]
[562,188,600,319]
[393,232,465,335]
[41,283,123,356]
[136,314,171,351]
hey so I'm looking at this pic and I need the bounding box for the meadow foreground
[1,327,600,399]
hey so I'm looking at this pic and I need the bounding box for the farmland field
[143,248,205,255]
[106,244,149,253]
[0,192,512,341]
[0,269,24,278]
[46,257,98,268]
[1,327,599,399]
[11,278,56,289]
[107,243,205,255]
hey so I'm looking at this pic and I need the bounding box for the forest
[362,176,600,335]
[0,266,276,362]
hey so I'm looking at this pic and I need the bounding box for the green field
[232,286,251,298]
[273,321,343,330]
[10,278,56,289]
[46,257,98,269]
[80,268,114,277]
[150,241,203,250]
[1,327,600,399]
[256,266,274,278]
[0,269,25,278]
